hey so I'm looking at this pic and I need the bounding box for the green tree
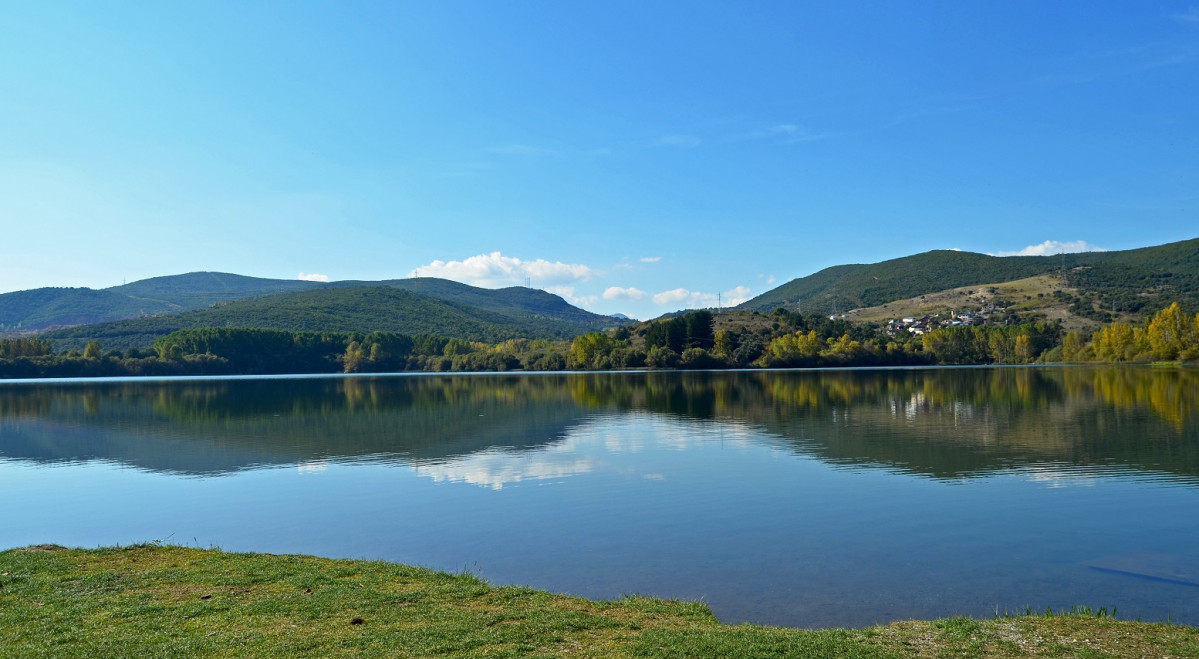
[1091,323,1146,362]
[570,332,617,369]
[1014,334,1034,362]
[0,337,53,359]
[83,341,102,361]
[685,310,714,349]
[988,332,1014,364]
[824,333,863,361]
[645,345,679,368]
[712,329,733,359]
[1061,330,1085,361]
[342,341,366,373]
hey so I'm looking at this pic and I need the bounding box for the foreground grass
[2,545,1197,658]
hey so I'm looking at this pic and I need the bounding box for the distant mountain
[1,272,618,344]
[111,272,320,309]
[41,285,619,350]
[330,277,607,327]
[0,287,164,331]
[0,272,319,332]
[739,237,1199,321]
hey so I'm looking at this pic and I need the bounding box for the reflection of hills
[1,367,1196,483]
[0,376,592,475]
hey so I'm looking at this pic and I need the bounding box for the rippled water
[2,366,1198,627]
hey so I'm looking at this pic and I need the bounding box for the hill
[331,277,606,326]
[841,275,1095,328]
[0,287,166,331]
[41,286,617,350]
[2,272,617,342]
[0,273,320,332]
[739,237,1199,323]
[110,271,320,309]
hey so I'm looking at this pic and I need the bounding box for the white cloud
[652,285,752,308]
[414,447,595,491]
[656,134,702,147]
[544,285,598,307]
[603,286,646,301]
[298,272,329,282]
[639,256,662,263]
[652,288,691,305]
[409,252,595,288]
[994,240,1107,257]
[723,285,753,306]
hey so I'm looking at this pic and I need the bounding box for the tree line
[2,302,1196,379]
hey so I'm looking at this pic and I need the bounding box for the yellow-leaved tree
[1146,302,1196,361]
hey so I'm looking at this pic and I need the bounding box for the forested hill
[0,272,614,334]
[0,273,320,332]
[41,286,618,351]
[740,237,1199,319]
[329,277,604,325]
[110,272,320,309]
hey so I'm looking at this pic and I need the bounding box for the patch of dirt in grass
[13,544,68,553]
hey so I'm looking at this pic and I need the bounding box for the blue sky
[2,2,1197,318]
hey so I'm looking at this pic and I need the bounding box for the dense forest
[3,302,1196,379]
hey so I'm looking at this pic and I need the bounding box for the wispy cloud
[993,240,1107,257]
[639,256,662,263]
[1172,6,1199,22]
[602,286,646,301]
[891,101,978,126]
[487,144,551,156]
[656,134,702,148]
[652,285,752,308]
[298,272,329,282]
[733,124,831,144]
[410,252,595,288]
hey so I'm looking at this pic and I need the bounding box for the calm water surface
[2,367,1198,628]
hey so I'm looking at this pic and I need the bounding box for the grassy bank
[2,545,1197,657]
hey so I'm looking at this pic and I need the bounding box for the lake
[2,366,1198,628]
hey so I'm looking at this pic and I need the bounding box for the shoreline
[3,544,1196,657]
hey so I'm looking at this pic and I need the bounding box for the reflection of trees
[0,376,589,474]
[566,367,1199,481]
[1079,367,1199,432]
[564,367,1198,434]
[1,367,1196,481]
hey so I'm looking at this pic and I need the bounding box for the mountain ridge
[0,273,613,337]
[739,237,1199,321]
[38,285,620,350]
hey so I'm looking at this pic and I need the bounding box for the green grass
[3,544,1198,657]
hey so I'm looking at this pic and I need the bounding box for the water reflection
[4,366,1199,628]
[1,367,1196,484]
